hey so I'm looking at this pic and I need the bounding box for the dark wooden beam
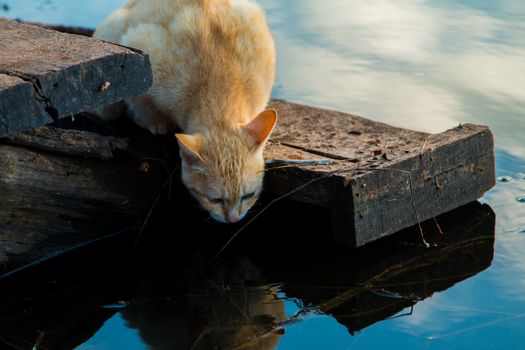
[0,19,152,137]
[265,100,495,247]
[0,117,179,275]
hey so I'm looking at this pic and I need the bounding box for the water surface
[1,1,524,349]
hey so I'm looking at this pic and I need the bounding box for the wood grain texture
[3,125,128,160]
[0,19,152,137]
[265,100,496,246]
[0,119,179,274]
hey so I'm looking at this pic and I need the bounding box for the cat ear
[244,109,277,150]
[175,133,204,168]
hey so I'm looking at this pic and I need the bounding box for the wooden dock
[265,100,495,246]
[0,19,152,136]
[0,21,496,275]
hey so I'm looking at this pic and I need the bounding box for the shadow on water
[0,194,495,349]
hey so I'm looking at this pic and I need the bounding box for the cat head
[176,109,277,223]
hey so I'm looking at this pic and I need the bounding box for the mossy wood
[0,19,152,137]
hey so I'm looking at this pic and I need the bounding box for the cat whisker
[135,167,179,246]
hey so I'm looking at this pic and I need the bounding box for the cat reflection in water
[95,0,277,223]
[121,258,285,349]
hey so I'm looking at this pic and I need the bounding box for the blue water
[1,0,524,349]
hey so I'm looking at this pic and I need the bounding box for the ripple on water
[497,176,513,183]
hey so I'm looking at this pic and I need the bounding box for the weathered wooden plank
[0,102,495,274]
[269,99,429,161]
[0,19,152,137]
[0,120,178,275]
[343,126,494,246]
[265,100,495,247]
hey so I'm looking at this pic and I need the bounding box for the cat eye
[208,197,224,204]
[242,192,256,201]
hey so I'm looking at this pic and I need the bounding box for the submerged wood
[0,19,152,137]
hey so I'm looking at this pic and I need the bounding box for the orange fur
[95,0,276,222]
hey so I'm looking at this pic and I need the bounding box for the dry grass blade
[134,167,179,246]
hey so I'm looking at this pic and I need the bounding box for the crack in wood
[2,126,129,160]
[270,140,360,162]
[0,69,59,123]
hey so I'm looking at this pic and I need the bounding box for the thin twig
[420,135,432,155]
[434,217,444,235]
[265,159,335,166]
[264,158,357,173]
[405,171,429,247]
[134,167,179,246]
[18,260,124,303]
[342,167,428,246]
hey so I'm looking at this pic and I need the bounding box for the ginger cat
[94,0,277,223]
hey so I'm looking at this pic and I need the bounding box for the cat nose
[226,210,240,223]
